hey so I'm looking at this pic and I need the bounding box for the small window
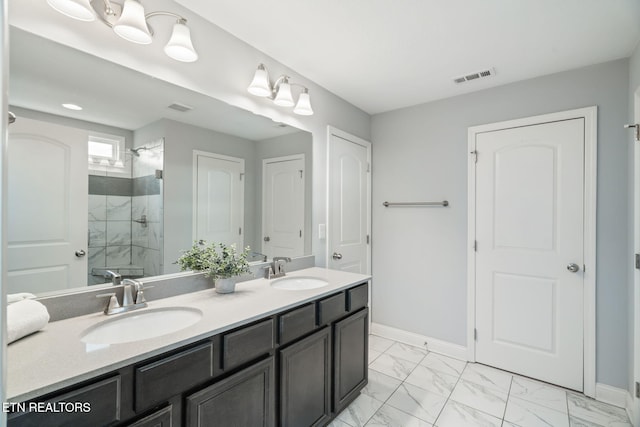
[88,134,125,169]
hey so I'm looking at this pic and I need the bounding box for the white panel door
[194,152,244,249]
[475,119,585,391]
[7,117,88,293]
[328,133,370,274]
[262,155,304,258]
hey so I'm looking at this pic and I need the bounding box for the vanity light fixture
[47,0,198,62]
[248,64,314,116]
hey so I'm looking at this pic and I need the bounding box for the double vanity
[6,267,371,427]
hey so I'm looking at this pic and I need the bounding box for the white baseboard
[626,391,638,427]
[370,322,467,361]
[595,383,628,409]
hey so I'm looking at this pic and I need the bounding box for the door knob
[75,249,87,258]
[263,236,270,242]
[567,263,580,273]
[332,252,343,260]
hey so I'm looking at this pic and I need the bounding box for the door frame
[261,153,305,255]
[326,126,372,274]
[632,88,640,426]
[466,106,598,397]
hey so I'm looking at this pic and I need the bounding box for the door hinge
[470,150,478,163]
[239,227,242,235]
[636,254,640,269]
[299,170,303,179]
[366,235,370,245]
[473,240,477,252]
[636,381,640,399]
[239,173,244,181]
[474,328,478,341]
[299,230,302,238]
[367,162,371,173]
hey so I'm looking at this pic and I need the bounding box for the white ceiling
[176,0,640,115]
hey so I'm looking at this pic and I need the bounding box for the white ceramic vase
[215,277,237,294]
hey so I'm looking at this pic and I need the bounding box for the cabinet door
[128,405,173,427]
[185,357,275,427]
[280,327,331,427]
[333,308,369,412]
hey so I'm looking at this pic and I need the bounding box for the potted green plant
[176,241,252,294]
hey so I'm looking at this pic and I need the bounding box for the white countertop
[7,267,371,401]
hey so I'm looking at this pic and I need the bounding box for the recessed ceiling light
[62,103,83,110]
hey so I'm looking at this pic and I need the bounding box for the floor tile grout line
[362,344,428,426]
[431,358,467,426]
[500,376,514,423]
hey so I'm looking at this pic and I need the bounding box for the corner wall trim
[625,390,637,425]
[370,322,467,361]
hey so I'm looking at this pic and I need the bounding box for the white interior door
[7,116,88,293]
[474,118,585,391]
[193,151,244,249]
[262,155,304,258]
[328,130,371,274]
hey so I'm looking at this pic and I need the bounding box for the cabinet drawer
[135,342,213,412]
[223,319,274,371]
[317,292,346,325]
[8,375,121,427]
[347,283,368,312]
[278,303,316,345]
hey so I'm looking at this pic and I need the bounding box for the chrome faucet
[103,270,122,286]
[96,279,152,315]
[266,257,291,279]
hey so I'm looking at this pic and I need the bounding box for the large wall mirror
[8,27,312,296]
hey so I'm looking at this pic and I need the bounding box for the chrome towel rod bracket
[383,200,449,207]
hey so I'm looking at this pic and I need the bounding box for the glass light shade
[247,65,271,97]
[164,22,198,62]
[273,81,294,107]
[47,0,96,21]
[293,90,314,115]
[113,0,152,45]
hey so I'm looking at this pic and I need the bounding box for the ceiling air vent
[453,68,496,84]
[168,102,193,112]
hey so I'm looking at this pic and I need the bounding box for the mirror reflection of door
[193,151,245,249]
[7,116,88,293]
[262,155,305,258]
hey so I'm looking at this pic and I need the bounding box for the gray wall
[256,131,314,256]
[371,59,630,388]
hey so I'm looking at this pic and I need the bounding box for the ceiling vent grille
[453,68,495,84]
[168,102,193,112]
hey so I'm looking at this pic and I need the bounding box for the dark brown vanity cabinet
[8,281,369,427]
[333,307,369,413]
[185,357,275,427]
[279,327,331,427]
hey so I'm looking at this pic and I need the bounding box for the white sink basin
[80,307,203,345]
[271,276,329,290]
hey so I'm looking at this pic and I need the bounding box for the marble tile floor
[328,334,632,427]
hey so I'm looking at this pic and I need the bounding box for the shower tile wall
[87,141,164,285]
[131,140,164,278]
[88,176,134,285]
